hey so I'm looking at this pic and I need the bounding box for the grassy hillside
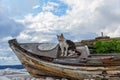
[92,39,120,54]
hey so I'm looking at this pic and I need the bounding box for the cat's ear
[61,33,64,37]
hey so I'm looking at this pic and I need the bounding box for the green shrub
[92,39,120,54]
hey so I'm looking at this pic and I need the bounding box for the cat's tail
[75,50,81,56]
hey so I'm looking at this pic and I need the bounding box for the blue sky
[0,0,120,65]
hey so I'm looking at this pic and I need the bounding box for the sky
[0,0,120,65]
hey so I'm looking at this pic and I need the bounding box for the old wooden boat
[8,39,120,79]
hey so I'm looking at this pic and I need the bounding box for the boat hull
[9,39,120,79]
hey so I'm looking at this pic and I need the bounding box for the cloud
[0,10,25,65]
[16,12,59,42]
[0,56,20,65]
[0,14,24,38]
[0,36,20,65]
[16,0,120,43]
[0,0,39,19]
[42,2,59,11]
[32,5,40,9]
[1,36,13,42]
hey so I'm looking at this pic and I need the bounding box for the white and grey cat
[57,34,81,56]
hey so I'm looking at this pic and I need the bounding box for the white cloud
[17,0,120,43]
[0,56,20,65]
[42,2,59,11]
[0,56,12,61]
[1,36,13,42]
[0,45,12,54]
[32,5,40,9]
[17,31,32,40]
[17,12,60,42]
[101,25,120,37]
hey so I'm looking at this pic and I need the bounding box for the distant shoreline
[0,65,24,70]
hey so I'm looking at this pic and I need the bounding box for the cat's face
[57,34,65,41]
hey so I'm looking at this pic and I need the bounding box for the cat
[57,33,81,56]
